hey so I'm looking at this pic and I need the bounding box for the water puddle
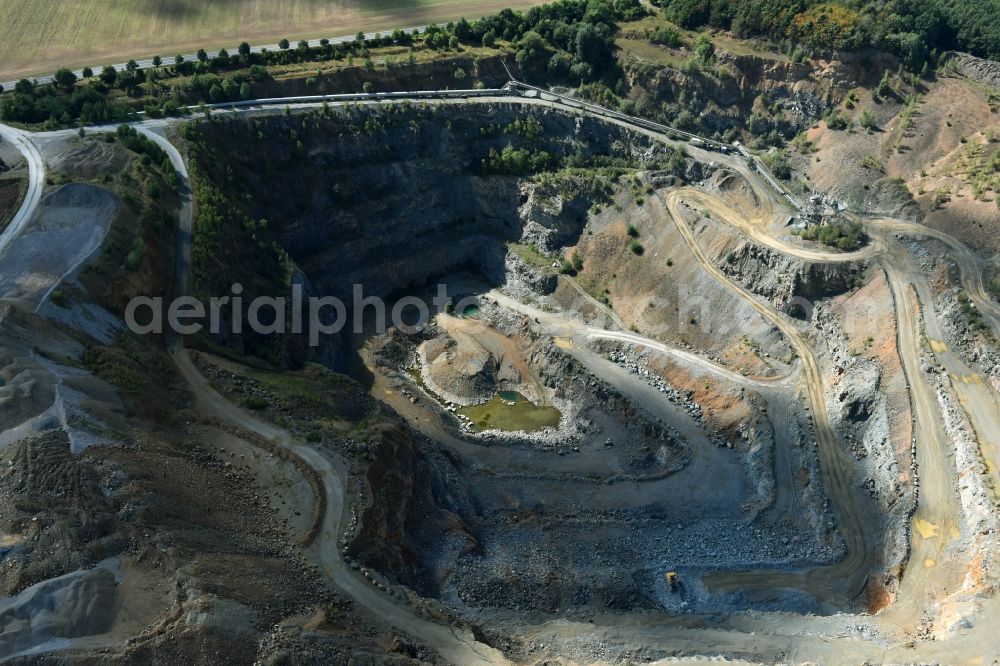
[459,390,561,432]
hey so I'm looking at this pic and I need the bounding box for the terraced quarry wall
[184,103,673,365]
[179,103,899,619]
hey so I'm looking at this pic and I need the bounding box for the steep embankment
[615,29,897,141]
[184,103,672,366]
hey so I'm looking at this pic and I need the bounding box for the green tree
[548,52,572,77]
[876,71,892,98]
[669,0,711,28]
[126,59,139,72]
[454,67,467,81]
[483,30,497,48]
[53,68,77,89]
[363,81,373,93]
[152,55,162,68]
[240,82,251,99]
[694,33,715,65]
[516,30,546,67]
[197,48,208,62]
[175,54,185,66]
[859,109,878,130]
[278,38,290,50]
[650,25,682,47]
[99,66,117,85]
[238,42,251,59]
[455,17,473,42]
[575,23,611,71]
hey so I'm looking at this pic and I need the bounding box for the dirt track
[4,91,1000,663]
[658,187,876,603]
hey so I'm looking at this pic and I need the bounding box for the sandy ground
[804,74,1000,254]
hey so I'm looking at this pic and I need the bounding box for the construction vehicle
[665,571,679,592]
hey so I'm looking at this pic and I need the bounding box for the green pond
[459,391,562,432]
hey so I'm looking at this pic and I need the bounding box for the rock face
[190,103,668,368]
[722,238,863,307]
[622,48,898,137]
[280,107,656,303]
[948,51,1000,91]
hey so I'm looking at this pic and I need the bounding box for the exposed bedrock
[720,238,865,307]
[188,104,669,366]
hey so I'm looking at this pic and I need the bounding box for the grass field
[0,0,548,81]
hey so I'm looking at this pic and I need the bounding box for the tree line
[5,0,993,130]
[656,0,1000,66]
[0,0,646,128]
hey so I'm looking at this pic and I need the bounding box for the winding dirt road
[874,216,1000,333]
[658,188,876,602]
[173,350,510,665]
[879,256,965,629]
[2,115,511,665]
[3,86,1000,663]
[153,127,510,665]
[488,289,799,390]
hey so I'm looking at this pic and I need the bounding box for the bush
[480,144,559,175]
[629,240,645,255]
[241,395,269,410]
[559,259,577,275]
[824,109,849,130]
[124,234,145,271]
[761,149,791,179]
[693,33,715,65]
[796,221,867,251]
[859,109,878,130]
[650,25,682,47]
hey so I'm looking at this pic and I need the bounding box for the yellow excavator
[665,571,679,592]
